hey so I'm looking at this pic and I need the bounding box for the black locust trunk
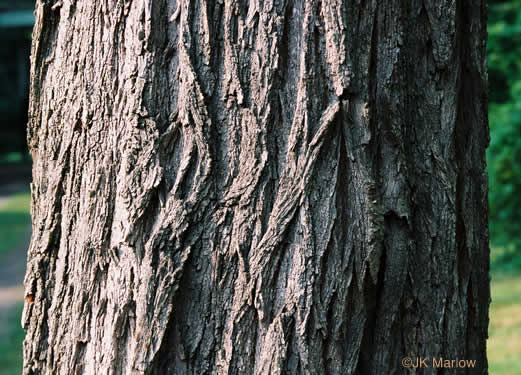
[24,0,489,374]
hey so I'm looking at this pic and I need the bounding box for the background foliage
[488,0,521,269]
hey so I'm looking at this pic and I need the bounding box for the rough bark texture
[24,0,489,374]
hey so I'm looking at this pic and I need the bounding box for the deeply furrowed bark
[24,0,489,374]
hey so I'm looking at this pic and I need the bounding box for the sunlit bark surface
[24,0,489,374]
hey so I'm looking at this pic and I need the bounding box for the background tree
[0,1,33,162]
[24,0,489,374]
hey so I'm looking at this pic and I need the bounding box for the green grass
[488,273,521,375]
[0,191,30,374]
[0,191,31,257]
[0,304,25,374]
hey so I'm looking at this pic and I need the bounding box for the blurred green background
[489,0,521,271]
[487,1,521,372]
[1,0,521,374]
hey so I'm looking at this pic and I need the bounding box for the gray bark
[24,0,489,374]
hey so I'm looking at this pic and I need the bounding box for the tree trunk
[24,0,489,374]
